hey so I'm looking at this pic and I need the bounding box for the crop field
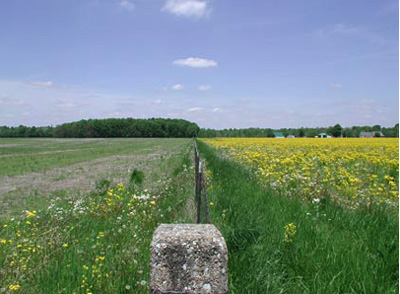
[0,138,194,294]
[203,138,399,210]
[198,138,399,293]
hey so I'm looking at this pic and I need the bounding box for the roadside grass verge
[0,142,194,294]
[198,140,399,294]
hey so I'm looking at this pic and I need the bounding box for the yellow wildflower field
[202,138,399,209]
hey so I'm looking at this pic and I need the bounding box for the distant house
[273,132,285,138]
[287,135,295,138]
[316,133,331,138]
[359,131,384,138]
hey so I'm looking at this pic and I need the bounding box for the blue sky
[0,0,398,129]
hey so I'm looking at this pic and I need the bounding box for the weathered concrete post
[150,224,228,294]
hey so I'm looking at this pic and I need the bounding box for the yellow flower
[62,243,68,248]
[1,239,6,244]
[284,223,297,243]
[209,202,214,206]
[9,285,21,291]
[26,210,37,218]
[150,200,156,206]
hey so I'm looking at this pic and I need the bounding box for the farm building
[359,131,384,138]
[316,133,332,138]
[273,132,285,138]
[287,135,295,138]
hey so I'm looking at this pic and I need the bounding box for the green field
[0,138,195,293]
[0,138,191,215]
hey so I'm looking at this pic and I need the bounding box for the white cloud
[171,84,184,91]
[198,85,212,91]
[120,0,135,11]
[163,0,210,19]
[173,57,217,68]
[29,81,53,88]
[187,107,203,112]
[212,107,221,113]
[153,99,162,104]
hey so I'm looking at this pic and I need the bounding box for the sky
[0,0,398,129]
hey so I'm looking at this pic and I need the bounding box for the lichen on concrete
[150,224,228,294]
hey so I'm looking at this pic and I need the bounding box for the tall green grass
[198,140,399,294]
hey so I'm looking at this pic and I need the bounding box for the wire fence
[194,141,211,224]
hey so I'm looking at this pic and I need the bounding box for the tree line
[0,120,398,138]
[198,123,399,138]
[0,118,200,138]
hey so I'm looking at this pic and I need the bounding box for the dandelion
[9,285,21,291]
[62,243,68,248]
[284,223,297,243]
[209,202,214,206]
[25,211,37,218]
[125,285,131,290]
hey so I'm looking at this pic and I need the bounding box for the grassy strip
[198,140,399,294]
[0,142,194,294]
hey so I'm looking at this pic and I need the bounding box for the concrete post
[150,224,228,294]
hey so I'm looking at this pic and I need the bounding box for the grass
[0,138,195,294]
[0,138,189,176]
[0,138,190,216]
[198,140,399,294]
[1,137,398,293]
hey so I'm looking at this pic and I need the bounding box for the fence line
[194,141,211,224]
[149,141,227,293]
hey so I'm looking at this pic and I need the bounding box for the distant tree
[331,124,343,137]
[305,129,319,138]
[266,129,275,137]
[372,124,381,131]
